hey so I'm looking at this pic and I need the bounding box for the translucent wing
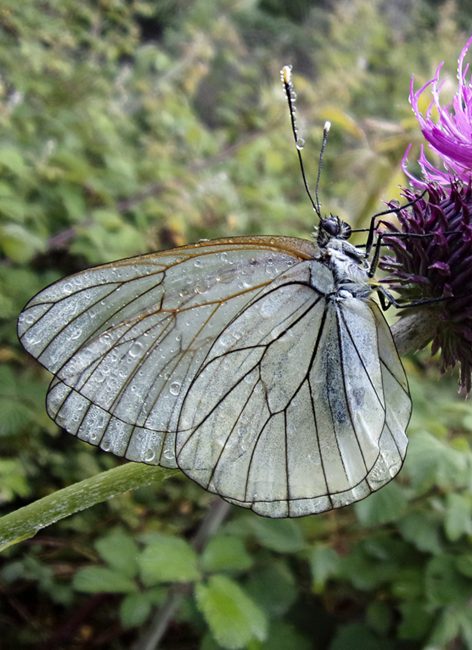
[18,236,314,468]
[176,291,411,517]
[18,235,410,517]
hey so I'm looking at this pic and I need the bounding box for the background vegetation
[1,0,472,647]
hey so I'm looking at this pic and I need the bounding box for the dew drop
[296,137,305,150]
[144,448,156,462]
[69,327,82,340]
[169,381,181,396]
[129,341,144,358]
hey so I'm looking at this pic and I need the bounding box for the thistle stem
[390,308,438,357]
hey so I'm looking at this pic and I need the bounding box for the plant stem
[0,464,177,552]
[390,308,437,357]
[133,498,232,650]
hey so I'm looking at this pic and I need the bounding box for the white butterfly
[17,66,411,518]
[17,225,410,518]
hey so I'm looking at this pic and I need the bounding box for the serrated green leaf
[429,606,463,646]
[425,556,472,607]
[398,511,442,554]
[73,566,137,594]
[456,553,472,578]
[444,493,472,541]
[339,545,397,591]
[309,544,340,593]
[94,529,140,578]
[406,431,468,490]
[244,561,297,617]
[196,575,267,650]
[0,147,27,176]
[0,223,45,262]
[330,623,394,650]
[201,535,253,574]
[0,459,30,502]
[139,535,200,586]
[257,620,311,650]
[119,592,152,629]
[398,601,433,641]
[248,518,305,553]
[0,397,34,437]
[390,567,424,600]
[366,601,391,636]
[354,482,408,526]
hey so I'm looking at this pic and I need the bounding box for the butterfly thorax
[312,215,371,299]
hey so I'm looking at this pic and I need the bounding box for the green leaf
[429,606,462,646]
[248,518,305,553]
[398,602,433,641]
[119,592,152,629]
[425,556,472,607]
[244,561,297,617]
[398,511,442,554]
[0,147,27,176]
[0,223,45,262]
[0,397,35,437]
[390,568,424,601]
[201,535,253,574]
[339,545,397,591]
[366,601,391,636]
[95,529,140,579]
[195,575,267,649]
[72,566,137,594]
[444,493,472,541]
[354,482,408,526]
[330,623,394,650]
[138,535,200,586]
[0,459,31,502]
[406,431,468,490]
[309,544,340,593]
[456,553,472,578]
[257,620,311,650]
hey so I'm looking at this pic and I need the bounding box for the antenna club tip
[324,121,331,132]
[280,65,292,84]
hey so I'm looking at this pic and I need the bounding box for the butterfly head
[317,215,352,247]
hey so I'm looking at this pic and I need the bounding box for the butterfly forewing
[18,237,314,468]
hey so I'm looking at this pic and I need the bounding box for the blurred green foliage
[1,0,472,647]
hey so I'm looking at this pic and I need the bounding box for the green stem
[0,464,177,552]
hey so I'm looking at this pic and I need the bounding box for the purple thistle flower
[380,184,472,395]
[404,36,472,186]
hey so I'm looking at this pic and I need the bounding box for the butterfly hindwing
[175,286,411,517]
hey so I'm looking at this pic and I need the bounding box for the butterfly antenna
[315,121,330,218]
[281,65,321,219]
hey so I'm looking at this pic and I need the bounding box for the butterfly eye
[320,216,351,240]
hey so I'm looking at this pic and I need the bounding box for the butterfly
[17,67,411,518]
